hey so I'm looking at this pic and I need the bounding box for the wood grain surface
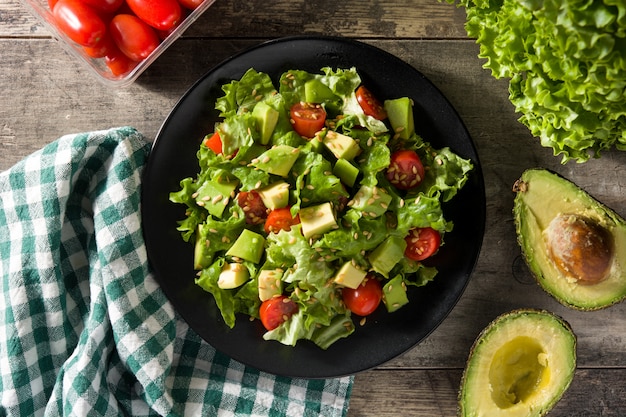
[2,0,626,415]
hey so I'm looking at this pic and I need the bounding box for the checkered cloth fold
[0,127,353,417]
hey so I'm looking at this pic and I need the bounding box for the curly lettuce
[449,0,626,163]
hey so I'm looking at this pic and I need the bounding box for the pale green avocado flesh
[513,168,626,310]
[459,309,576,417]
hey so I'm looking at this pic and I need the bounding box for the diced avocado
[225,229,265,263]
[333,158,360,188]
[459,309,576,417]
[257,181,290,210]
[258,269,283,301]
[195,176,239,218]
[252,102,279,145]
[299,202,337,239]
[252,145,300,177]
[217,262,250,289]
[193,224,213,270]
[349,185,392,217]
[513,168,626,310]
[382,275,409,312]
[323,131,361,161]
[333,261,367,289]
[368,235,407,278]
[305,79,338,103]
[384,97,414,139]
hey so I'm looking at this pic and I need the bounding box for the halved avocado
[458,309,576,417]
[513,168,626,310]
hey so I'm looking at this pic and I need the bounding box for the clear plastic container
[19,0,217,88]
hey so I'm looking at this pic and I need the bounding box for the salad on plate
[170,67,473,349]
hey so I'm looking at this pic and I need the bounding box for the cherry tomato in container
[259,295,298,331]
[386,149,425,190]
[53,0,106,47]
[264,207,300,234]
[356,86,387,120]
[80,0,124,14]
[104,46,138,76]
[404,227,441,261]
[290,102,326,138]
[342,275,382,316]
[109,14,160,62]
[126,0,182,31]
[82,34,116,58]
[177,0,204,10]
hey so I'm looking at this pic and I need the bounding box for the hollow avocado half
[458,309,576,417]
[513,168,626,310]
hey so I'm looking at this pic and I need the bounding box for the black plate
[141,36,486,378]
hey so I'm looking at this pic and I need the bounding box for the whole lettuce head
[451,0,626,163]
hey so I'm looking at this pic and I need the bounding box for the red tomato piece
[109,14,160,62]
[386,149,425,190]
[203,132,223,154]
[126,0,182,31]
[104,45,138,76]
[52,0,106,47]
[259,295,298,331]
[264,207,300,234]
[356,86,387,120]
[177,0,204,10]
[80,0,124,14]
[290,102,326,138]
[404,227,441,261]
[341,275,382,316]
[237,190,268,225]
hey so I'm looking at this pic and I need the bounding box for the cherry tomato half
[203,131,223,154]
[386,149,425,190]
[259,295,299,331]
[237,190,268,225]
[109,14,160,62]
[53,0,106,47]
[356,86,387,120]
[290,102,326,138]
[404,227,441,261]
[126,0,182,31]
[264,207,300,234]
[342,275,382,316]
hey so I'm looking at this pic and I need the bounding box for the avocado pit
[545,213,613,285]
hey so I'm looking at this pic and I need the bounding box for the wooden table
[3,0,626,415]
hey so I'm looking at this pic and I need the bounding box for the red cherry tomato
[264,207,300,234]
[356,86,387,120]
[126,0,182,31]
[341,275,382,316]
[237,190,268,225]
[52,0,106,47]
[177,0,204,10]
[109,14,160,62]
[203,132,223,154]
[80,0,124,14]
[290,102,326,138]
[386,149,425,190]
[404,227,441,261]
[82,34,116,58]
[259,295,298,331]
[104,45,138,76]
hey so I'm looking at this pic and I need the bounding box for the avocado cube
[299,202,337,239]
[195,178,238,218]
[304,79,337,103]
[323,131,361,161]
[252,145,300,177]
[257,181,290,209]
[368,236,407,278]
[382,275,409,312]
[333,261,367,289]
[258,269,284,301]
[333,158,360,188]
[384,97,415,139]
[252,102,279,145]
[225,229,265,263]
[193,224,213,270]
[217,262,250,289]
[349,185,392,217]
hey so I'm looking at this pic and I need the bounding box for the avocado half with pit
[513,168,626,310]
[458,309,576,417]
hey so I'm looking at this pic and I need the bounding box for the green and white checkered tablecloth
[0,127,353,417]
